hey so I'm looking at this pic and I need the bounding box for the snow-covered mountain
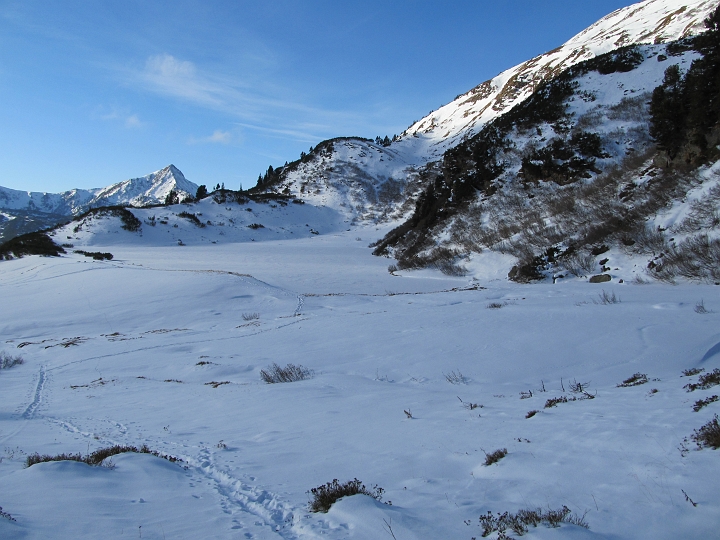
[0,165,196,215]
[399,0,718,158]
[0,165,197,241]
[258,0,719,223]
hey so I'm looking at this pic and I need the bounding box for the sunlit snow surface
[1,220,719,539]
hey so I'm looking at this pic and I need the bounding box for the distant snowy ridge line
[0,165,197,215]
[0,165,198,242]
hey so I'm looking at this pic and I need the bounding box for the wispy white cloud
[124,114,143,128]
[233,122,321,144]
[187,129,233,145]
[93,106,145,129]
[141,54,228,108]
[124,53,375,142]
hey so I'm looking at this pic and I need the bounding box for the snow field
[1,234,719,539]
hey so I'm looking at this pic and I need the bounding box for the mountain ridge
[253,0,718,225]
[0,165,197,241]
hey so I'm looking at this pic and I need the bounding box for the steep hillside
[399,0,718,158]
[0,165,197,242]
[255,0,718,227]
[374,13,720,284]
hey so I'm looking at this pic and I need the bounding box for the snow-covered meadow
[1,218,719,539]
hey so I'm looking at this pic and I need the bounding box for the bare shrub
[260,363,313,384]
[618,373,648,387]
[478,506,588,537]
[0,506,15,522]
[656,234,720,282]
[0,351,24,370]
[691,414,720,449]
[242,312,260,321]
[545,396,570,408]
[683,368,705,377]
[695,299,713,314]
[205,381,231,388]
[397,246,461,274]
[595,290,620,304]
[693,395,719,412]
[444,370,468,384]
[487,302,505,309]
[568,379,591,393]
[625,224,667,255]
[308,479,387,513]
[674,184,720,233]
[484,448,508,466]
[563,251,596,277]
[526,410,539,419]
[684,368,720,392]
[26,444,181,468]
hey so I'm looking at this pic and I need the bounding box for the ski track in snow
[44,315,310,373]
[22,366,46,419]
[294,294,305,316]
[47,415,302,539]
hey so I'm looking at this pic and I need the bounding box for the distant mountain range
[0,165,197,241]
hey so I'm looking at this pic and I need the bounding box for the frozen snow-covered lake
[1,227,719,539]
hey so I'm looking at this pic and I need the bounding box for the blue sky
[0,0,633,192]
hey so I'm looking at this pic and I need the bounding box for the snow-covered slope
[398,0,717,159]
[1,229,719,540]
[262,0,718,225]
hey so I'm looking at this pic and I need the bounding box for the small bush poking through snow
[0,351,24,370]
[242,312,260,321]
[683,368,705,377]
[26,444,181,468]
[617,373,648,387]
[444,370,468,384]
[487,302,505,309]
[308,478,387,513]
[178,211,205,228]
[0,506,15,522]
[595,290,620,304]
[692,396,719,412]
[484,448,508,466]
[544,396,570,408]
[692,414,720,449]
[685,369,720,392]
[526,410,539,419]
[74,250,113,261]
[205,381,230,388]
[260,363,313,384]
[477,505,588,537]
[695,299,712,314]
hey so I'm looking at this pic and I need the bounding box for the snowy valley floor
[1,228,719,539]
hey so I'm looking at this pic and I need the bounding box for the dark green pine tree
[164,189,179,205]
[650,64,687,158]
